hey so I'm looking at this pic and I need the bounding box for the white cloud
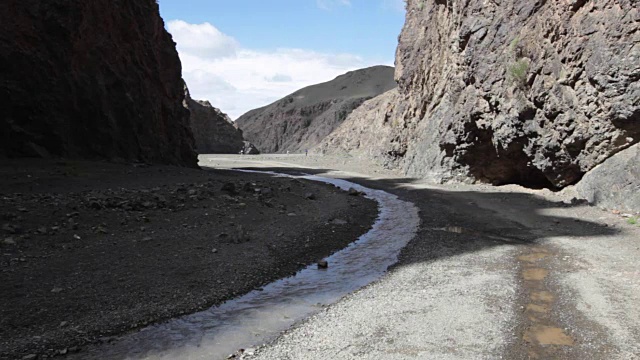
[168,20,238,59]
[317,0,351,10]
[169,21,389,119]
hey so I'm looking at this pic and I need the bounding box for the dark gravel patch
[0,159,377,359]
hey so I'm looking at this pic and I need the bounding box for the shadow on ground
[229,165,618,269]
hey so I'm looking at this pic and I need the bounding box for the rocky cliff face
[236,66,396,153]
[320,0,639,188]
[0,0,197,166]
[184,86,247,154]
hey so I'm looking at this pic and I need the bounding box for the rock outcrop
[184,86,247,154]
[236,65,396,154]
[575,143,640,213]
[319,1,639,189]
[0,0,197,166]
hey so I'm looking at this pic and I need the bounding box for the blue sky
[158,0,405,119]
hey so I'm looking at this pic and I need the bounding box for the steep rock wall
[184,86,246,154]
[320,0,639,188]
[0,0,197,166]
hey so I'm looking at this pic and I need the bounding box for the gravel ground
[0,159,378,359]
[207,154,640,360]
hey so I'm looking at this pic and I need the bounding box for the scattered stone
[22,355,37,360]
[348,188,361,196]
[242,182,255,192]
[221,182,237,194]
[73,234,81,240]
[58,348,68,355]
[330,218,348,225]
[218,232,229,238]
[59,321,69,327]
[287,213,297,217]
[304,192,316,200]
[141,237,153,242]
[3,237,16,245]
[317,260,329,269]
[569,197,589,206]
[51,287,63,293]
[89,201,103,210]
[3,223,24,234]
[212,248,218,253]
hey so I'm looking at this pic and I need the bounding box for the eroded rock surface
[575,143,640,213]
[184,86,246,154]
[0,0,197,166]
[320,0,639,188]
[236,66,396,154]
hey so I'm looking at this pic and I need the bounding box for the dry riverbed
[207,154,640,360]
[0,159,377,359]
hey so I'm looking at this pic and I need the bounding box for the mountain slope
[235,65,396,153]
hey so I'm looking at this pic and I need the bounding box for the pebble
[317,260,329,269]
[3,237,16,245]
[304,192,316,200]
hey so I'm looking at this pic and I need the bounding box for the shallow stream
[72,171,420,360]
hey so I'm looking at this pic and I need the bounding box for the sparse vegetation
[627,217,638,225]
[509,58,529,87]
[506,35,530,90]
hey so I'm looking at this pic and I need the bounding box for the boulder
[576,144,640,213]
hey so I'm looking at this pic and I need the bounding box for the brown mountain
[235,65,396,153]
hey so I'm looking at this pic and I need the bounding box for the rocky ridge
[319,0,639,189]
[0,0,197,166]
[236,65,396,153]
[184,86,250,154]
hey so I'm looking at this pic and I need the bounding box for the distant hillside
[235,65,396,153]
[184,85,246,154]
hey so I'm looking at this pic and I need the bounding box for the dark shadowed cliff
[0,0,197,166]
[184,85,246,154]
[320,0,639,189]
[236,65,396,153]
